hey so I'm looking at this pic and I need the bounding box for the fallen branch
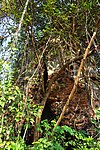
[53,21,99,130]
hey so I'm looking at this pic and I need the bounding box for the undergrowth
[0,61,100,150]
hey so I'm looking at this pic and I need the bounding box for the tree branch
[15,0,30,44]
[53,24,99,130]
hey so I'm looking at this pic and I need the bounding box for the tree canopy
[0,0,100,149]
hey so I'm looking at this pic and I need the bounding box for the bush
[30,120,100,150]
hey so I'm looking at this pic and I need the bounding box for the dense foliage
[0,0,100,149]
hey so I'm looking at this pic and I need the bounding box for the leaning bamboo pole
[53,19,100,130]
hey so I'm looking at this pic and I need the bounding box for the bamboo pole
[53,26,99,130]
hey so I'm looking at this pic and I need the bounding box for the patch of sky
[0,17,16,81]
[0,16,16,60]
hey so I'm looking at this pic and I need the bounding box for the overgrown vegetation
[0,0,100,149]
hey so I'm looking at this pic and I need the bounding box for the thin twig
[14,0,30,44]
